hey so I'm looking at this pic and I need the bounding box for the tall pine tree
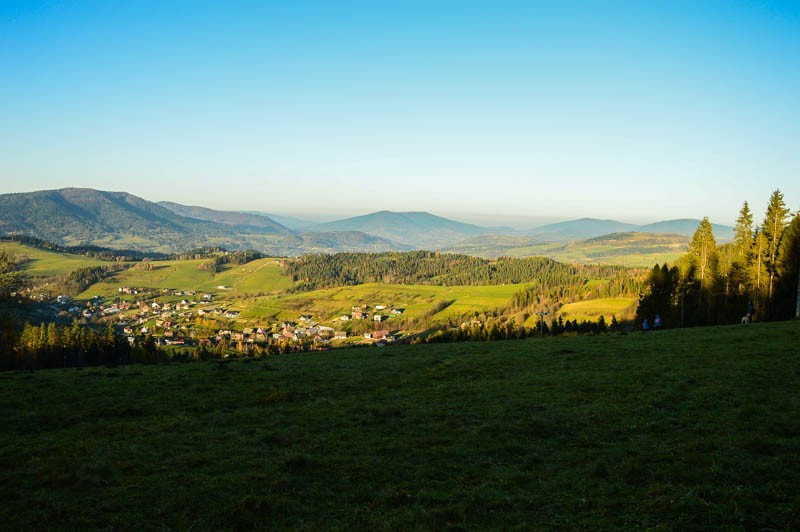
[762,190,790,309]
[733,201,754,263]
[688,217,718,290]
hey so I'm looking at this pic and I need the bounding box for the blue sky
[1,1,798,226]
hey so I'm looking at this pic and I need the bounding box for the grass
[445,234,687,267]
[555,297,639,323]
[0,242,108,278]
[238,282,535,323]
[78,257,292,299]
[1,321,799,529]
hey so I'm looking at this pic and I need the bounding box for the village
[51,286,407,353]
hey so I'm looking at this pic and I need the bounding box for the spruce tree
[762,190,790,305]
[688,217,718,290]
[733,201,754,263]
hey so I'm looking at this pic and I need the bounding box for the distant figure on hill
[654,314,662,330]
[642,319,649,332]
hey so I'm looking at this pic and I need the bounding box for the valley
[1,240,643,356]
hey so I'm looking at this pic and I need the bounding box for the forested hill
[286,251,646,292]
[0,188,254,250]
[157,201,289,233]
[311,211,494,248]
[0,189,406,254]
[530,217,734,241]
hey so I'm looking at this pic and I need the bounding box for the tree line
[637,190,800,327]
[286,251,646,291]
[1,321,168,371]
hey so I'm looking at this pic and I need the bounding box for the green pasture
[552,297,638,324]
[2,321,798,528]
[236,282,535,324]
[0,242,108,278]
[447,235,686,267]
[78,257,292,299]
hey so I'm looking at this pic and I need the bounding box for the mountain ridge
[530,217,734,241]
[158,201,289,233]
[0,189,408,254]
[310,210,491,247]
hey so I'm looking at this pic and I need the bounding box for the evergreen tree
[773,214,800,320]
[762,190,790,307]
[733,201,754,262]
[687,218,718,289]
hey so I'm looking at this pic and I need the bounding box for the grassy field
[446,233,687,267]
[78,257,292,299]
[0,242,108,278]
[1,321,798,529]
[556,297,639,323]
[237,282,534,323]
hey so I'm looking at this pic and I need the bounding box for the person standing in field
[654,314,662,330]
[642,319,649,332]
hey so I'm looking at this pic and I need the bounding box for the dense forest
[286,251,646,291]
[2,321,167,370]
[0,249,22,299]
[638,190,800,327]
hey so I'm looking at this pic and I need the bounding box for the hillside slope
[158,201,289,233]
[446,231,689,266]
[2,321,798,528]
[531,217,734,241]
[312,211,491,248]
[0,189,409,254]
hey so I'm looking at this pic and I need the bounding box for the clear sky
[1,1,798,226]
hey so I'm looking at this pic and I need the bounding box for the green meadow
[446,234,687,267]
[555,297,639,324]
[78,257,292,299]
[237,282,535,323]
[0,242,107,278]
[1,321,798,529]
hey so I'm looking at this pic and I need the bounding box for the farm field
[236,282,536,323]
[446,233,687,267]
[0,242,108,278]
[1,321,798,529]
[553,297,639,324]
[78,257,292,299]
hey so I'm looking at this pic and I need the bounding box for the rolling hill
[530,218,640,240]
[3,322,799,528]
[446,232,690,266]
[0,188,229,251]
[311,211,492,248]
[157,201,289,233]
[639,218,734,240]
[530,217,734,242]
[0,189,408,255]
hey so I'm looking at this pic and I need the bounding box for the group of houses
[52,288,404,352]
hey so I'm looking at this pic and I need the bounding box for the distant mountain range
[444,232,691,267]
[309,211,493,248]
[530,217,733,241]
[0,188,733,259]
[158,201,289,233]
[0,189,404,254]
